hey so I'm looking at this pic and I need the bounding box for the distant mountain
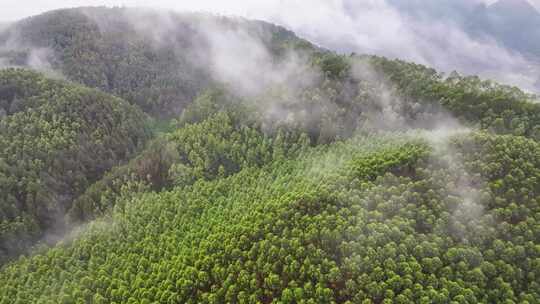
[469,0,540,57]
[388,0,540,90]
[489,0,539,16]
[387,0,476,24]
[390,0,540,57]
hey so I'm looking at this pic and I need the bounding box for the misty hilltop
[0,5,539,304]
[0,7,315,116]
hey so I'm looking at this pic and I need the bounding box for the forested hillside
[1,127,539,303]
[366,56,540,139]
[0,69,149,264]
[0,7,311,116]
[0,6,539,304]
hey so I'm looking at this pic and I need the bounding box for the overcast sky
[2,0,284,22]
[1,0,540,22]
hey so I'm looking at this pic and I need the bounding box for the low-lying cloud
[0,24,59,76]
[249,0,540,91]
[2,0,540,91]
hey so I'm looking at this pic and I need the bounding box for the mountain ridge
[0,6,539,304]
[489,0,540,13]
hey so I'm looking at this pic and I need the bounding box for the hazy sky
[2,0,540,22]
[3,0,274,22]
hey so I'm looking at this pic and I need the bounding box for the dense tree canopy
[0,7,311,117]
[0,131,538,303]
[0,7,539,304]
[365,56,540,139]
[0,68,149,264]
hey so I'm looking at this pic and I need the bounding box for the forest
[0,6,539,304]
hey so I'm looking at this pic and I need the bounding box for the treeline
[0,69,150,264]
[364,55,540,139]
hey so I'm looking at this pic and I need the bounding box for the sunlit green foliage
[69,108,310,222]
[1,131,538,303]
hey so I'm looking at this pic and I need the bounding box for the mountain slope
[0,7,539,304]
[0,7,313,117]
[0,130,538,303]
[0,68,149,264]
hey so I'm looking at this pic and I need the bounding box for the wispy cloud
[1,0,539,91]
[248,0,539,91]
